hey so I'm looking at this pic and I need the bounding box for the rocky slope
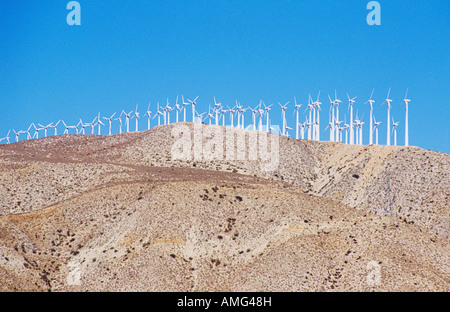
[0,123,448,291]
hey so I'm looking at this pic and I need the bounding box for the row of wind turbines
[0,90,411,147]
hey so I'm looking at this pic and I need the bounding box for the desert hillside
[0,123,448,291]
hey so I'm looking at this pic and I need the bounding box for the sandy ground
[0,123,448,291]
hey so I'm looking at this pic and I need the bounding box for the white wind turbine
[293,97,302,139]
[314,92,322,141]
[153,103,164,126]
[285,125,293,137]
[96,113,105,135]
[264,103,273,132]
[132,105,140,131]
[115,113,123,134]
[49,120,61,136]
[278,101,289,136]
[257,105,265,131]
[382,88,393,146]
[334,91,342,142]
[235,101,242,128]
[33,125,45,139]
[240,107,248,129]
[214,97,221,126]
[328,95,336,142]
[227,106,236,127]
[364,89,375,145]
[188,96,199,123]
[62,121,76,135]
[164,99,173,125]
[78,119,88,135]
[143,103,152,130]
[249,105,258,130]
[12,129,23,142]
[347,93,357,145]
[26,123,35,140]
[88,116,97,135]
[305,95,314,140]
[2,130,11,144]
[299,121,307,140]
[181,95,190,122]
[392,118,400,146]
[38,122,53,138]
[373,115,382,145]
[174,96,182,123]
[343,117,349,144]
[122,109,133,133]
[221,107,228,126]
[102,113,116,135]
[401,88,411,147]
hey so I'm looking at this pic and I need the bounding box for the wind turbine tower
[402,88,411,147]
[364,89,375,145]
[383,88,393,146]
[347,94,357,145]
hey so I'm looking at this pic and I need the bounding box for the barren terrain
[0,123,448,291]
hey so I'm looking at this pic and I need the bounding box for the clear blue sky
[1,0,449,153]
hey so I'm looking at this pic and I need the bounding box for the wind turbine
[382,88,393,146]
[227,106,236,127]
[61,121,73,135]
[174,96,182,123]
[240,107,248,129]
[334,90,342,142]
[293,97,302,139]
[12,130,22,143]
[392,118,400,146]
[299,121,307,140]
[196,111,206,124]
[285,125,293,137]
[37,122,53,138]
[401,88,411,147]
[257,105,265,131]
[87,116,97,134]
[328,95,336,142]
[78,119,88,134]
[1,130,11,144]
[343,117,349,144]
[164,99,173,125]
[264,103,273,132]
[102,113,116,135]
[220,107,228,126]
[213,97,221,126]
[347,93,357,145]
[364,89,375,145]
[132,105,140,131]
[153,103,164,126]
[181,95,190,122]
[188,96,199,123]
[249,105,259,130]
[123,110,133,133]
[235,101,242,128]
[305,95,314,140]
[373,115,382,145]
[115,113,123,134]
[49,120,61,136]
[314,92,322,141]
[33,126,44,139]
[26,123,36,140]
[278,101,289,136]
[143,103,152,130]
[96,113,105,135]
